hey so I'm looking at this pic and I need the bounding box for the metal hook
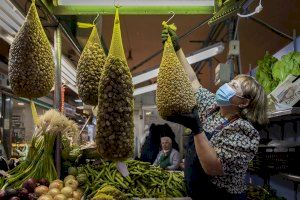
[93,13,100,25]
[114,0,120,7]
[166,11,175,23]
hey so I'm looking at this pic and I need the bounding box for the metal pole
[227,19,236,80]
[293,29,298,52]
[54,26,62,178]
[209,59,213,90]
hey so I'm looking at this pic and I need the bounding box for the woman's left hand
[166,107,203,135]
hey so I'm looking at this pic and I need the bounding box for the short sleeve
[195,87,216,116]
[214,121,260,175]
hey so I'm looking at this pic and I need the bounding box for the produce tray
[251,145,300,174]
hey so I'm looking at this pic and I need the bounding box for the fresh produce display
[8,0,54,99]
[0,177,83,200]
[73,160,186,199]
[156,22,196,119]
[1,110,79,189]
[92,185,126,200]
[96,7,134,161]
[77,26,106,106]
[256,53,278,93]
[272,51,300,83]
[256,51,300,94]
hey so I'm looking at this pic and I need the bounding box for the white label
[116,162,129,177]
[4,119,9,130]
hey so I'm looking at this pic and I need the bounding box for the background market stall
[0,0,299,199]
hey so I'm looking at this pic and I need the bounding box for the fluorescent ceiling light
[132,68,159,85]
[142,105,157,110]
[59,0,214,6]
[0,33,14,44]
[186,42,224,64]
[132,42,224,86]
[17,102,25,106]
[133,83,157,96]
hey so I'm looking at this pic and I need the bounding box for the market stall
[0,0,299,199]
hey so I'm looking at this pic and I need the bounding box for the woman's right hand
[166,107,203,135]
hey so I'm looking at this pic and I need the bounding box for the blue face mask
[215,83,237,106]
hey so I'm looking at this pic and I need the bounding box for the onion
[28,193,39,200]
[52,180,63,185]
[38,178,50,187]
[49,181,63,190]
[48,188,60,197]
[72,191,82,199]
[17,188,29,199]
[6,188,17,198]
[23,178,38,193]
[53,194,67,200]
[64,179,78,191]
[63,175,75,184]
[9,197,20,200]
[76,189,83,194]
[35,186,49,197]
[60,187,73,198]
[0,190,6,199]
[37,194,53,200]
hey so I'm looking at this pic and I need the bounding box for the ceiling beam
[50,6,214,15]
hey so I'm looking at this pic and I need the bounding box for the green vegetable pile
[256,52,300,94]
[2,110,79,189]
[73,160,186,199]
[256,53,278,93]
[272,52,300,83]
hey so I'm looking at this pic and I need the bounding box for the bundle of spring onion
[2,110,79,189]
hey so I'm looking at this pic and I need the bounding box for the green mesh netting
[77,26,106,106]
[96,7,134,161]
[156,22,196,119]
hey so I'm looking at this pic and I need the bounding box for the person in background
[161,123,179,151]
[153,136,181,170]
[161,26,268,199]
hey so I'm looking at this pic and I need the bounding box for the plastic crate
[251,145,300,175]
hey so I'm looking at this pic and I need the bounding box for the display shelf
[259,140,300,148]
[280,173,300,183]
[267,107,300,119]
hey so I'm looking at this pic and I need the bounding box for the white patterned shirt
[195,87,260,194]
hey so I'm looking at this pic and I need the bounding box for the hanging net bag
[77,24,106,106]
[8,0,54,99]
[156,22,196,119]
[96,7,134,161]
